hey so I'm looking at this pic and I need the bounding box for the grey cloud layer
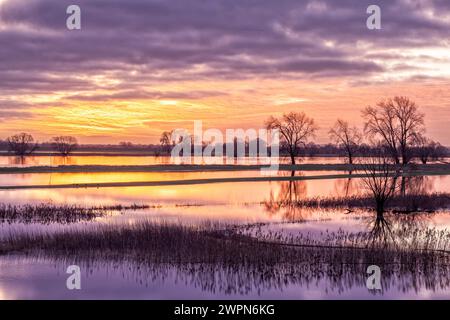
[0,0,449,96]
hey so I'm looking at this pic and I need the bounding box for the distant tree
[160,130,174,154]
[7,133,38,156]
[265,112,318,165]
[119,141,134,148]
[414,134,445,164]
[51,136,78,156]
[329,119,362,164]
[362,96,425,165]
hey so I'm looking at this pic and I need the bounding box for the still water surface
[0,158,449,299]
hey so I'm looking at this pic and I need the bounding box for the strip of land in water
[1,163,449,174]
[0,170,449,190]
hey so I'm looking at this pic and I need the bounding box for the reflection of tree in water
[263,171,308,220]
[399,175,433,197]
[333,172,357,198]
[10,156,28,166]
[51,156,76,166]
[362,211,435,251]
[367,214,394,248]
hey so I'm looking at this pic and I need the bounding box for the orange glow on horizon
[2,77,450,145]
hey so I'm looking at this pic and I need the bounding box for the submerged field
[1,155,450,299]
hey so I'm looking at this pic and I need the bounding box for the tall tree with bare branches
[265,112,318,165]
[359,148,400,219]
[329,119,362,164]
[362,96,424,165]
[160,130,175,154]
[51,136,78,156]
[413,134,445,164]
[7,133,38,156]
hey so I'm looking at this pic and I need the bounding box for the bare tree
[362,96,425,165]
[7,133,38,156]
[413,134,445,164]
[329,119,362,164]
[160,130,174,154]
[359,148,400,219]
[265,112,318,165]
[51,136,78,156]
[119,141,134,148]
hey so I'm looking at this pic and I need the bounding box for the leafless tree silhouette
[362,96,424,165]
[329,119,362,164]
[413,134,445,164]
[265,112,318,165]
[51,136,78,156]
[160,130,174,154]
[7,133,38,156]
[359,148,400,219]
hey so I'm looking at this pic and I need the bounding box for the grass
[238,216,450,253]
[3,220,450,294]
[265,192,450,213]
[0,203,150,224]
[3,220,450,267]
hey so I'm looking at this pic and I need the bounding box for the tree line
[0,134,78,156]
[160,96,447,165]
[0,97,447,162]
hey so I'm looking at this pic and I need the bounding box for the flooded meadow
[1,155,450,299]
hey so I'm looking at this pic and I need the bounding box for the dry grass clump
[0,203,150,224]
[269,192,450,213]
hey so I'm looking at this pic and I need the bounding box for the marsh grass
[0,203,150,224]
[238,216,450,254]
[3,220,450,295]
[3,220,450,267]
[267,192,450,213]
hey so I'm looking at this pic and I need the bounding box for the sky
[0,0,449,145]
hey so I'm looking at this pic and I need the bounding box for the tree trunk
[290,154,296,165]
[376,202,384,219]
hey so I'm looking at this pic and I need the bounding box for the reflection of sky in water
[0,155,347,167]
[0,170,344,187]
[1,176,449,206]
[0,170,449,299]
[1,253,450,300]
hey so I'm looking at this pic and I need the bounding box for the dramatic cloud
[0,0,448,93]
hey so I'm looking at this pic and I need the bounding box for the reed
[0,203,150,224]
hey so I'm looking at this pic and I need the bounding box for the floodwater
[0,155,366,167]
[0,156,450,299]
[1,154,447,167]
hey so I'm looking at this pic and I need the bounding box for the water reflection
[333,172,357,197]
[263,172,308,220]
[367,214,394,247]
[2,235,450,299]
[0,155,350,168]
[262,173,450,222]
